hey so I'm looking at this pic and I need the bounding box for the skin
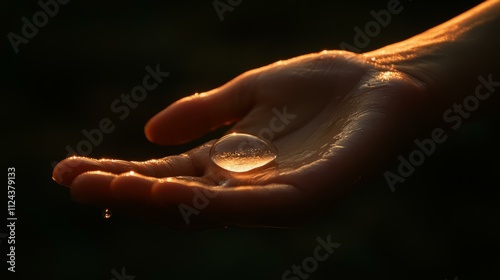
[53,1,500,229]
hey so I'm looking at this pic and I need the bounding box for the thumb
[144,72,257,145]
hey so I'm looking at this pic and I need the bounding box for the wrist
[364,0,500,110]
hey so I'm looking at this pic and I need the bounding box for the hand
[52,50,427,228]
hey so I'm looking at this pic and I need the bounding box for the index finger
[52,154,198,187]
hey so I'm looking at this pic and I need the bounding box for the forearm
[366,0,500,109]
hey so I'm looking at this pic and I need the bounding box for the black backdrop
[3,0,500,279]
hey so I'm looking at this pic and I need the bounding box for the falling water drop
[210,133,278,172]
[102,208,112,219]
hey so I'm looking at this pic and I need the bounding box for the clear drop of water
[102,208,112,219]
[210,133,278,172]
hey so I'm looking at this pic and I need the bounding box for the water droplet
[102,208,112,219]
[210,133,278,172]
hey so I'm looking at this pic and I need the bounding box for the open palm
[53,50,427,228]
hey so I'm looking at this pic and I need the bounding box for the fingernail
[52,159,77,187]
[52,164,65,186]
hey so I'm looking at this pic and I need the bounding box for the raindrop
[102,208,112,219]
[210,133,278,172]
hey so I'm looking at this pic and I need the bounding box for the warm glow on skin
[52,1,500,228]
[365,0,500,107]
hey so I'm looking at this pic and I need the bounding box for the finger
[109,173,217,226]
[144,72,258,145]
[70,171,115,206]
[70,171,165,223]
[52,154,198,187]
[70,169,307,227]
[71,172,214,207]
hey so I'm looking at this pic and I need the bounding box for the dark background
[2,0,500,279]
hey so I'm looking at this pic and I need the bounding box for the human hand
[52,50,427,228]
